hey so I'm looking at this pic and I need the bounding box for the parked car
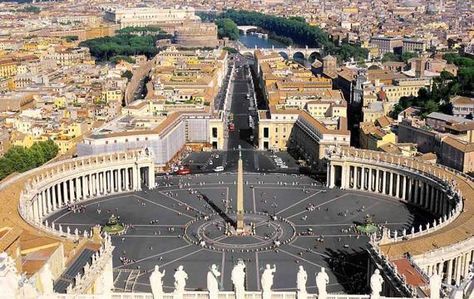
[214,166,224,172]
[177,168,191,175]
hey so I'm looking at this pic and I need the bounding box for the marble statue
[207,264,221,299]
[40,263,54,295]
[174,265,188,299]
[261,264,276,291]
[231,259,246,299]
[429,272,442,299]
[150,265,166,299]
[316,267,329,299]
[370,269,384,299]
[0,252,20,297]
[297,265,308,299]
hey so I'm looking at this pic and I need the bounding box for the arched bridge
[238,44,324,61]
[237,26,259,35]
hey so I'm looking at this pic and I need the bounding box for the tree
[382,52,398,63]
[401,52,418,63]
[215,18,240,40]
[121,70,133,80]
[219,10,367,62]
[79,30,172,62]
[20,5,40,14]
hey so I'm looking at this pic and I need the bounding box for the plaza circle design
[184,212,296,252]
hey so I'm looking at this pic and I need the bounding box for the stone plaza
[46,172,433,294]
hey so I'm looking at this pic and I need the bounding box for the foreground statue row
[149,261,391,299]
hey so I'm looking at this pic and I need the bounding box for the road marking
[114,244,192,270]
[157,191,206,215]
[288,244,330,258]
[120,235,180,238]
[132,194,194,219]
[160,248,204,268]
[286,193,348,219]
[252,188,256,213]
[276,190,322,215]
[295,224,354,227]
[278,248,324,268]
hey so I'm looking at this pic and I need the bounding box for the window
[263,127,269,138]
[212,127,218,138]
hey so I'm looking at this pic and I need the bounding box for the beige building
[174,23,219,48]
[381,78,431,102]
[258,106,350,170]
[398,113,474,173]
[103,6,200,30]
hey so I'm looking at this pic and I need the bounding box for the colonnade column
[43,190,48,215]
[382,171,387,195]
[51,185,57,211]
[414,180,419,205]
[125,168,130,191]
[32,197,39,222]
[396,175,401,198]
[462,251,471,278]
[455,256,462,285]
[107,171,112,193]
[375,169,380,193]
[389,173,394,196]
[69,180,75,204]
[117,168,123,192]
[368,168,373,192]
[76,177,82,201]
[447,259,453,284]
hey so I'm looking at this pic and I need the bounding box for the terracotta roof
[419,152,437,161]
[442,136,474,153]
[451,95,473,106]
[375,115,393,128]
[379,142,402,154]
[392,258,428,287]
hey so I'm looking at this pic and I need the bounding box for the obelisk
[236,146,244,233]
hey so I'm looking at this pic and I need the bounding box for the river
[238,34,310,66]
[238,34,286,49]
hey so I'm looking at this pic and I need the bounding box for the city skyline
[0,1,472,298]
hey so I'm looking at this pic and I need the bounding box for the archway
[279,51,289,60]
[308,52,322,63]
[247,28,258,34]
[292,51,305,63]
[241,51,254,58]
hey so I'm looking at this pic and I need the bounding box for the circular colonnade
[3,147,472,295]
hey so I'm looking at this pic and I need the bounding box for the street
[181,54,300,174]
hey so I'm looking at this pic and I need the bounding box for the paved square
[47,173,433,294]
